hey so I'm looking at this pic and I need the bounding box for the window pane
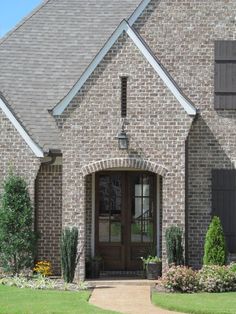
[99,176,110,214]
[110,222,121,242]
[134,198,142,219]
[143,184,150,197]
[134,174,142,196]
[110,175,122,215]
[135,185,142,197]
[143,175,151,195]
[143,198,150,215]
[99,218,109,242]
[131,221,142,242]
[143,220,153,243]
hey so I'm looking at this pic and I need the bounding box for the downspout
[185,112,199,265]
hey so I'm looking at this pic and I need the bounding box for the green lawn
[0,285,117,314]
[152,291,236,314]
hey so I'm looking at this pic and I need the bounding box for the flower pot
[146,262,162,280]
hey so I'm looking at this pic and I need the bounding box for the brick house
[0,0,236,280]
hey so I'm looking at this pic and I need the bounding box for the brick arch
[81,158,168,177]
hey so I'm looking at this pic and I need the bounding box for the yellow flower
[33,261,53,276]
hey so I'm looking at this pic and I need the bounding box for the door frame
[92,170,161,270]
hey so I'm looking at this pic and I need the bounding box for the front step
[100,270,144,278]
[85,278,157,287]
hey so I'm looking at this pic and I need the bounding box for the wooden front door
[95,171,157,271]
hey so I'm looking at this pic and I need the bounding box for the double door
[95,171,156,270]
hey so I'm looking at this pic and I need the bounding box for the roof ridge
[0,0,53,46]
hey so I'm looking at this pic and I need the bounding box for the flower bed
[157,264,236,293]
[0,274,89,291]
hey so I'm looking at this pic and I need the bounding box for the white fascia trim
[0,98,44,157]
[53,20,196,116]
[128,0,151,26]
[126,27,197,116]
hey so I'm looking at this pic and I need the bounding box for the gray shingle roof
[0,0,143,151]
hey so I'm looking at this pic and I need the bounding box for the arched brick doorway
[83,158,167,274]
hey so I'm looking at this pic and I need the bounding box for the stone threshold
[85,278,157,287]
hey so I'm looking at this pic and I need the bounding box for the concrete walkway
[89,284,180,314]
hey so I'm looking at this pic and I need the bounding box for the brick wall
[0,109,40,201]
[135,0,236,268]
[35,164,62,275]
[56,30,193,279]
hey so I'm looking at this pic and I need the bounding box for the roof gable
[52,20,196,116]
[0,0,149,152]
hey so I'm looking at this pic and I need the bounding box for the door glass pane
[110,175,122,215]
[131,173,154,243]
[134,198,142,218]
[143,174,150,196]
[134,174,142,196]
[143,221,153,243]
[143,198,150,215]
[99,176,110,214]
[99,217,109,242]
[143,184,150,197]
[131,221,142,242]
[135,184,142,197]
[110,222,121,242]
[110,175,122,243]
[98,174,122,243]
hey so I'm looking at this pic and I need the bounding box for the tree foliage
[0,174,36,274]
[165,226,184,266]
[203,216,227,266]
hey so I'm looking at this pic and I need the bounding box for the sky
[0,0,43,37]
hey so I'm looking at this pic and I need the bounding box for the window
[215,41,236,109]
[121,77,128,117]
[212,169,236,252]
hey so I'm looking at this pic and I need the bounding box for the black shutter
[212,169,236,253]
[215,41,236,109]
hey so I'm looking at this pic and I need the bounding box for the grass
[0,285,117,314]
[152,291,236,314]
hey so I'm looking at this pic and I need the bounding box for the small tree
[203,216,227,266]
[0,174,36,274]
[165,226,184,266]
[60,227,78,283]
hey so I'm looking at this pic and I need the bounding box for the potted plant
[86,256,103,279]
[141,256,162,280]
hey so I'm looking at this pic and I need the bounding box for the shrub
[203,216,227,266]
[165,226,184,266]
[229,262,236,273]
[60,227,78,283]
[160,265,199,293]
[33,261,53,277]
[0,174,36,274]
[198,265,236,292]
